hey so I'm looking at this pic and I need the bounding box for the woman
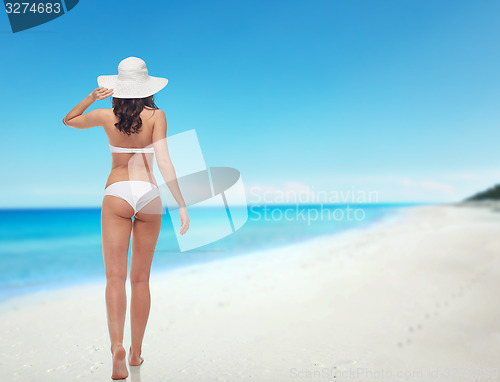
[62,57,189,380]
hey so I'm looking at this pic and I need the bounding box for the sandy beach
[1,203,499,381]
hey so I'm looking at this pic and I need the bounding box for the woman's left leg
[101,195,135,379]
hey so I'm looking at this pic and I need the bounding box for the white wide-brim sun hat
[97,56,168,99]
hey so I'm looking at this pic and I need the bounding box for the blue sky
[1,0,499,207]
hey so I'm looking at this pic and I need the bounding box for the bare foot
[111,344,129,380]
[128,346,144,366]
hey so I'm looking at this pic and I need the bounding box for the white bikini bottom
[103,181,161,217]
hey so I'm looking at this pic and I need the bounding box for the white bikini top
[109,144,154,154]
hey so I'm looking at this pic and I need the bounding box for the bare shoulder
[151,108,166,124]
[142,107,164,121]
[101,108,115,118]
[154,108,165,117]
[100,108,117,123]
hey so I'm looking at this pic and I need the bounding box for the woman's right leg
[129,196,163,365]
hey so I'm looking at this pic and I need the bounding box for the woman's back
[102,106,160,188]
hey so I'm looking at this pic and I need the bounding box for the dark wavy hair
[112,95,159,135]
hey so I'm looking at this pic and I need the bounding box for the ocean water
[0,203,421,303]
